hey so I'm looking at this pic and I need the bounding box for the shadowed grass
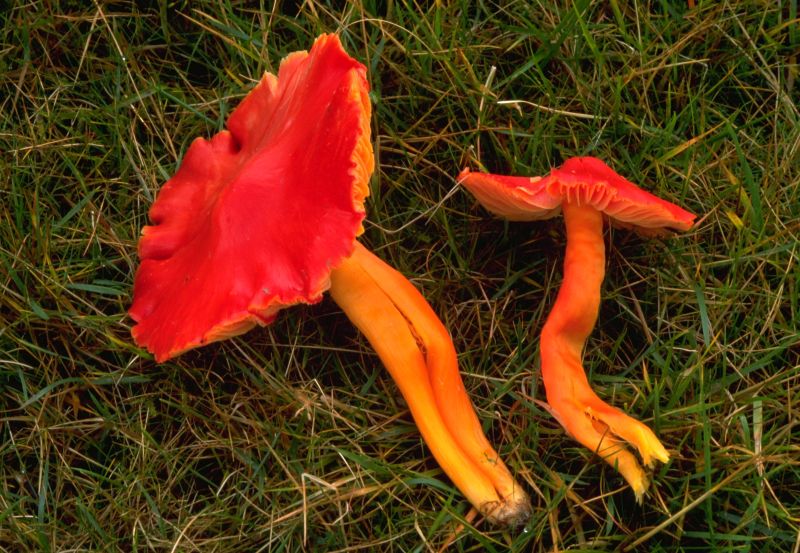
[1,1,798,551]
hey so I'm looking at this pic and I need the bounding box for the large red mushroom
[459,157,695,499]
[130,35,530,525]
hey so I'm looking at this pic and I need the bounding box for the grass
[1,1,798,551]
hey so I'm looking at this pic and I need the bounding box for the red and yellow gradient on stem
[459,157,695,499]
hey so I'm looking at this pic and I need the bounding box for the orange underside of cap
[129,34,374,361]
[456,167,560,221]
[459,157,696,230]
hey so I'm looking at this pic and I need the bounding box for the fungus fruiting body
[459,157,695,498]
[130,35,530,525]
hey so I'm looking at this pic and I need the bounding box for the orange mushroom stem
[459,157,695,499]
[540,202,668,498]
[331,243,530,524]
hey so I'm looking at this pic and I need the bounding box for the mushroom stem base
[330,242,530,526]
[540,202,669,500]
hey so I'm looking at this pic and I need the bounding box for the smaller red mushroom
[130,35,530,525]
[459,157,695,499]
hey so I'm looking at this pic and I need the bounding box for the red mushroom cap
[458,157,695,231]
[129,34,373,361]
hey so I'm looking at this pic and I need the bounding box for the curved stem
[540,202,669,500]
[329,242,530,525]
[348,243,530,524]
